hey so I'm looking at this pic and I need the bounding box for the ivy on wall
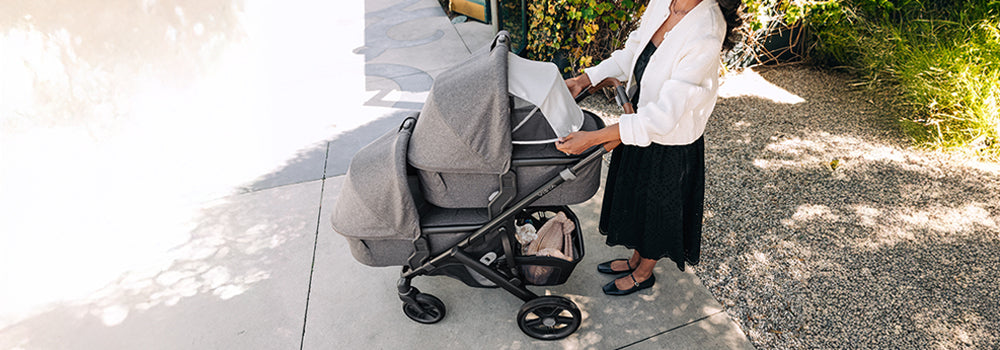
[524,0,649,74]
[520,0,839,72]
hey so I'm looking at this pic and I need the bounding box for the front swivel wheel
[402,293,446,324]
[517,296,581,340]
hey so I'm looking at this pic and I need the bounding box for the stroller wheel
[517,296,581,340]
[402,293,446,324]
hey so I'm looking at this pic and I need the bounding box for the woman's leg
[608,250,642,272]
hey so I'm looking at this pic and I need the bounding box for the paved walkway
[0,0,753,348]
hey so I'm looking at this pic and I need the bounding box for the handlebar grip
[614,85,628,107]
[574,77,634,113]
[613,85,636,114]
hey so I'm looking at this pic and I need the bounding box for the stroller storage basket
[511,207,585,286]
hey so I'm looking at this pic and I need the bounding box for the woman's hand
[565,74,592,98]
[556,124,622,155]
[555,131,595,155]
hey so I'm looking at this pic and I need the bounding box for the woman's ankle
[629,251,642,268]
[632,259,656,280]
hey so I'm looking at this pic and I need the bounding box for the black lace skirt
[598,137,705,271]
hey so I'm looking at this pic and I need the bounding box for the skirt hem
[599,228,700,272]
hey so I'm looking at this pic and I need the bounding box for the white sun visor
[506,53,585,139]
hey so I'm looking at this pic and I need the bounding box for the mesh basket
[511,207,584,286]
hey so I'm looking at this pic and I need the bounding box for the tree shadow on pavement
[0,180,321,349]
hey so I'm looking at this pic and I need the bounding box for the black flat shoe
[597,259,635,274]
[602,274,655,296]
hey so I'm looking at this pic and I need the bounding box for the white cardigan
[583,0,726,146]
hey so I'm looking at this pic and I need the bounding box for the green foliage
[724,1,840,68]
[520,0,1000,159]
[742,0,817,31]
[808,0,1000,159]
[523,0,829,72]
[525,0,648,74]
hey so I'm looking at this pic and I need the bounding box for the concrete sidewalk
[0,0,753,348]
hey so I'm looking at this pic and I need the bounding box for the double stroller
[332,32,612,340]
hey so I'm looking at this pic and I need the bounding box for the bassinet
[407,36,603,210]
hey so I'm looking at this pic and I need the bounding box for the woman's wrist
[599,124,621,144]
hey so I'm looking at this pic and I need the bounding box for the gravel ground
[582,65,1000,349]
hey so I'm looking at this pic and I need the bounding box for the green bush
[725,0,820,68]
[519,0,1000,159]
[521,0,820,73]
[808,0,1000,159]
[524,0,649,75]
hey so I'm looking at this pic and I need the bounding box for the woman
[556,0,742,295]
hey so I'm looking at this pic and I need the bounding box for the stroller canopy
[408,34,511,175]
[408,32,585,175]
[332,115,420,243]
[507,53,584,139]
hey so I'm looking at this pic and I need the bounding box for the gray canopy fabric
[331,115,419,243]
[407,33,511,175]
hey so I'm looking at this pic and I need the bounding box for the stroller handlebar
[573,78,635,114]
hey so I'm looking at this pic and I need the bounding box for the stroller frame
[397,141,609,340]
[335,32,635,340]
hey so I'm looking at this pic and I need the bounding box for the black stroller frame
[396,75,632,339]
[397,141,608,340]
[334,31,635,341]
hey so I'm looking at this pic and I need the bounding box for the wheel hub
[517,296,581,340]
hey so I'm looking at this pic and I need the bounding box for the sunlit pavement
[1,0,753,348]
[2,0,371,347]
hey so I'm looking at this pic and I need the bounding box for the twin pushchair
[332,32,617,340]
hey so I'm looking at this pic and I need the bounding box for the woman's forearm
[596,124,621,145]
[583,124,622,151]
[598,124,622,150]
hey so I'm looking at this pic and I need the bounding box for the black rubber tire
[402,293,446,324]
[517,296,581,340]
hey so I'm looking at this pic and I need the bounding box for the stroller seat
[419,205,489,231]
[413,176,490,255]
[411,175,490,230]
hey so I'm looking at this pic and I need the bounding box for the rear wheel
[402,293,446,324]
[517,296,581,340]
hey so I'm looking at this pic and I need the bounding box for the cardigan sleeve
[617,35,721,146]
[582,26,643,85]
